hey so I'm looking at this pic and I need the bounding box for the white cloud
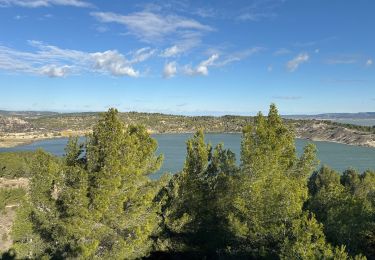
[163,61,177,78]
[286,53,309,72]
[91,11,213,43]
[91,50,139,77]
[180,47,261,77]
[215,47,263,66]
[184,54,219,76]
[130,47,156,63]
[366,59,373,67]
[0,41,144,77]
[267,65,273,72]
[160,45,182,58]
[0,0,93,8]
[39,64,71,77]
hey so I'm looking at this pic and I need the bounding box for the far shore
[0,130,90,148]
[1,130,375,149]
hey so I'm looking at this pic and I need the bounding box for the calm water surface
[1,134,374,178]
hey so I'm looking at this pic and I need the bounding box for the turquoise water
[1,134,374,178]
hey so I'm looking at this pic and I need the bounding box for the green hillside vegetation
[23,112,254,133]
[0,105,374,259]
[0,152,35,178]
[0,188,26,212]
[3,109,375,135]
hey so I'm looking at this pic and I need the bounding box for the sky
[0,0,374,115]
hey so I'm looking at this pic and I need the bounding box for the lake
[1,134,374,178]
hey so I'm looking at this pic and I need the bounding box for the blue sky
[0,0,374,115]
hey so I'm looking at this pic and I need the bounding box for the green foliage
[159,129,238,255]
[0,188,26,212]
[4,104,374,259]
[226,104,319,257]
[280,213,334,259]
[307,166,375,258]
[11,108,165,259]
[11,199,46,259]
[0,152,35,178]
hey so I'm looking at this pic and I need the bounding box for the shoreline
[0,130,90,148]
[1,131,375,149]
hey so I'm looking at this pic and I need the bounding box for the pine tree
[12,109,164,259]
[160,130,238,256]
[229,104,318,257]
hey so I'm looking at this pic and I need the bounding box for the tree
[12,109,164,259]
[159,130,238,256]
[281,213,335,259]
[228,104,319,257]
[307,166,375,258]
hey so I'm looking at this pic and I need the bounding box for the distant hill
[0,110,59,118]
[284,112,375,120]
[1,109,375,148]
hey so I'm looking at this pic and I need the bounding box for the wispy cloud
[91,11,213,43]
[366,59,373,67]
[185,54,219,76]
[193,7,217,18]
[0,41,149,77]
[0,0,93,8]
[163,61,177,78]
[160,45,183,58]
[184,54,219,76]
[215,47,264,66]
[286,53,309,72]
[177,47,262,77]
[129,47,156,63]
[236,0,283,22]
[39,64,72,77]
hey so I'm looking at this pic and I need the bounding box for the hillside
[285,112,375,120]
[0,111,375,148]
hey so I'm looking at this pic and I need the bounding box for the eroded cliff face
[295,121,375,147]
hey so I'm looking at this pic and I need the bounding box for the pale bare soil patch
[0,130,90,148]
[296,121,375,148]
